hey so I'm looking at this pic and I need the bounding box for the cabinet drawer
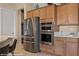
[54,37,65,41]
[66,38,78,43]
[54,41,65,46]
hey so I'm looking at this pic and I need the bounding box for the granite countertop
[54,32,79,38]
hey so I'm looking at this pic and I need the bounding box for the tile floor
[12,40,52,56]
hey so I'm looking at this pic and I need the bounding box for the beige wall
[14,3,33,40]
[0,3,15,9]
[15,3,33,19]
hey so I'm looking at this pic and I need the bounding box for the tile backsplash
[60,26,79,32]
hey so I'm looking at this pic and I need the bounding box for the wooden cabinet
[46,5,55,20]
[66,38,79,56]
[32,9,40,17]
[39,5,56,21]
[57,4,79,25]
[41,44,54,55]
[39,7,47,20]
[57,5,68,25]
[66,42,78,56]
[27,9,40,19]
[27,11,33,19]
[67,4,79,24]
[54,37,79,56]
[27,5,56,22]
[54,37,65,55]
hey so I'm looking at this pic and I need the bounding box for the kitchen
[24,3,79,56]
[0,3,79,56]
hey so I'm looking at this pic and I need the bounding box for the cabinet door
[40,7,46,20]
[57,5,68,25]
[32,9,40,17]
[46,5,55,20]
[54,37,65,55]
[27,11,33,19]
[66,42,78,56]
[57,4,79,25]
[67,4,79,24]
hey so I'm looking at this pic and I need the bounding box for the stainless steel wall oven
[40,22,54,45]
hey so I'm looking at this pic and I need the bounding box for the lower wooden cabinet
[41,44,54,55]
[54,37,65,56]
[66,42,78,56]
[54,37,79,56]
[54,46,65,56]
[41,37,79,56]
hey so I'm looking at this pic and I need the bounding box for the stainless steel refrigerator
[23,17,40,53]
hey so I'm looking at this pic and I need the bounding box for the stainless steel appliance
[40,22,54,45]
[22,17,40,53]
[21,18,33,44]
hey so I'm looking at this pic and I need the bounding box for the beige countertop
[54,32,79,38]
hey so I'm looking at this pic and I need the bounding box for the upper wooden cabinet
[46,5,55,19]
[67,4,79,24]
[27,5,56,22]
[39,5,55,20]
[32,9,40,17]
[57,5,68,25]
[57,4,79,25]
[27,11,33,19]
[39,7,46,20]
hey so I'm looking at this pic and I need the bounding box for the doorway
[20,9,24,44]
